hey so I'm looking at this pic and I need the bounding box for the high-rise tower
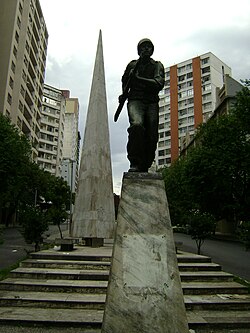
[156,52,231,168]
[0,0,48,161]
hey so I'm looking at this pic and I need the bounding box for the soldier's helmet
[137,38,154,55]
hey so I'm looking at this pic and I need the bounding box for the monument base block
[84,237,104,247]
[102,172,189,333]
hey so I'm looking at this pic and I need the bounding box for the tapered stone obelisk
[102,173,189,333]
[71,30,114,245]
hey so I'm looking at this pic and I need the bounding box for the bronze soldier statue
[115,38,165,172]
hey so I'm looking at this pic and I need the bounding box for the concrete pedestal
[102,172,189,333]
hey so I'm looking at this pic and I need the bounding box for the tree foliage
[0,114,71,247]
[0,114,31,224]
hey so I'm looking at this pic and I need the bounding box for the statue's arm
[121,60,137,93]
[135,61,165,91]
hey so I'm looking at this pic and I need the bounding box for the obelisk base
[101,172,189,333]
[84,237,104,247]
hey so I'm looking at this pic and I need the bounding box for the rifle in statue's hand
[114,57,142,122]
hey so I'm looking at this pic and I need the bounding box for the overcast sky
[40,0,250,194]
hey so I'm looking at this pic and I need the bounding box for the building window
[179,91,187,99]
[203,102,212,110]
[20,85,25,97]
[159,123,165,130]
[17,16,21,29]
[202,75,210,83]
[186,63,192,70]
[178,66,185,74]
[178,82,186,90]
[202,66,210,74]
[11,61,16,73]
[7,93,12,105]
[165,79,170,86]
[179,109,187,117]
[17,117,22,128]
[158,150,166,157]
[19,101,24,112]
[203,84,211,92]
[19,3,23,14]
[24,55,28,67]
[15,31,19,43]
[9,77,14,89]
[165,71,170,78]
[203,93,211,101]
[13,46,17,58]
[187,89,193,96]
[165,130,170,137]
[178,75,185,82]
[201,57,209,65]
[187,72,193,79]
[25,41,30,53]
[165,96,170,103]
[27,28,32,40]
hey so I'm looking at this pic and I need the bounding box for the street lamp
[69,159,75,235]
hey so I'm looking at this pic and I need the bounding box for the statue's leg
[144,102,159,169]
[127,100,146,171]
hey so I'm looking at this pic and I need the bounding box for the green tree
[46,176,71,239]
[161,158,194,227]
[186,210,216,254]
[19,206,48,251]
[0,114,32,225]
[162,82,250,238]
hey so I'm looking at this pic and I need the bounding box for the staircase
[0,244,249,332]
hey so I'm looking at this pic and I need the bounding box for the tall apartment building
[156,52,231,168]
[37,84,65,176]
[0,0,48,161]
[180,75,244,157]
[61,91,80,193]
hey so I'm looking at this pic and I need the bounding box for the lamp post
[69,159,75,235]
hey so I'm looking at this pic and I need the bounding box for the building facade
[38,84,66,176]
[156,52,231,168]
[61,91,80,192]
[0,0,48,162]
[180,75,243,157]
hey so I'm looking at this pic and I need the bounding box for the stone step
[0,291,106,309]
[21,258,219,272]
[0,278,108,293]
[178,262,222,271]
[182,282,248,295]
[29,249,211,264]
[29,249,112,262]
[177,253,212,263]
[0,326,101,333]
[187,309,250,330]
[0,307,103,328]
[20,258,111,270]
[10,267,233,283]
[10,267,110,281]
[0,306,249,331]
[185,294,250,311]
[180,271,234,282]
